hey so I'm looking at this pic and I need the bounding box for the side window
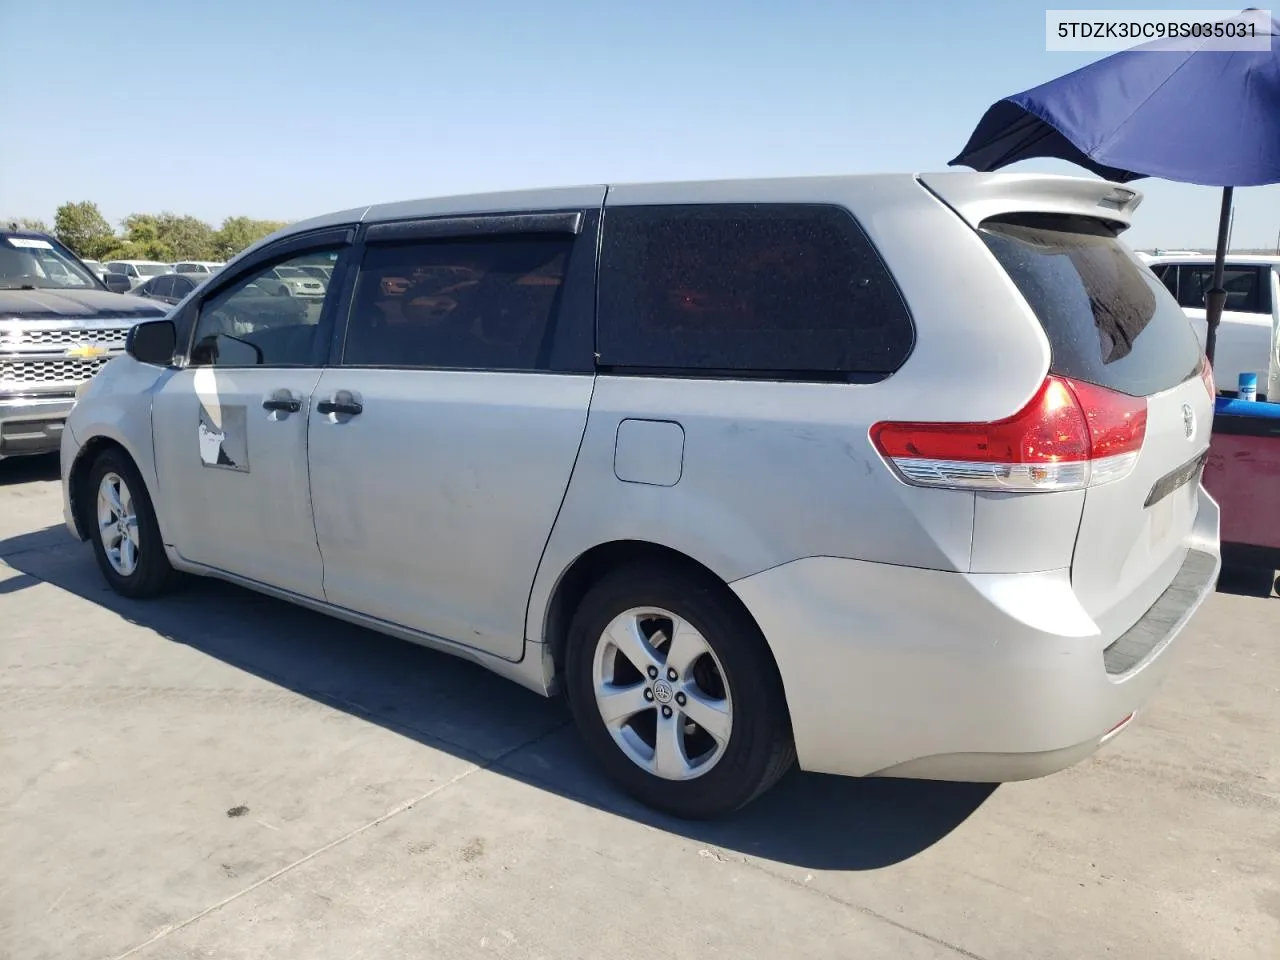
[597,204,914,376]
[1222,267,1264,313]
[1153,264,1178,297]
[174,276,195,297]
[189,248,343,367]
[342,235,573,370]
[151,276,174,298]
[1178,265,1264,313]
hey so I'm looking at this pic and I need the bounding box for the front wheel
[86,449,180,598]
[565,564,795,819]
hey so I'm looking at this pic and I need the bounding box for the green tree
[120,214,175,262]
[54,201,116,259]
[155,213,215,261]
[212,216,288,260]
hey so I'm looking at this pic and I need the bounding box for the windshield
[0,236,101,290]
[136,263,170,277]
[275,267,307,278]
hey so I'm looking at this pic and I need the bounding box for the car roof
[247,171,1146,254]
[1145,254,1280,267]
[1,229,64,245]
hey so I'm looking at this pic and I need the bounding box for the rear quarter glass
[596,203,914,377]
[981,214,1202,397]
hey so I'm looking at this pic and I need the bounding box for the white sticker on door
[198,405,249,472]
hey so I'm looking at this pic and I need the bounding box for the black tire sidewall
[565,565,794,819]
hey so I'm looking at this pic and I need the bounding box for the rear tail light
[1199,357,1215,399]
[870,375,1147,493]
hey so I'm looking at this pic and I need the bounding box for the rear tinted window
[981,215,1202,396]
[597,204,913,378]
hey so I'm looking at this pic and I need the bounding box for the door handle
[316,398,363,416]
[262,396,302,413]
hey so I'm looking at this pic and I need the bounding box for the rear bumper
[0,395,75,460]
[730,486,1221,781]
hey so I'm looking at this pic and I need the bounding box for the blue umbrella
[951,8,1279,367]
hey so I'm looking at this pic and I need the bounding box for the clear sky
[0,0,1276,250]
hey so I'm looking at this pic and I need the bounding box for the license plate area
[1145,452,1205,551]
[1144,451,1207,509]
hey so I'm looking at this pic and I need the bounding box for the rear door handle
[262,396,302,413]
[316,398,363,416]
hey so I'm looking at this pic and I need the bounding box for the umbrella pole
[1204,186,1234,367]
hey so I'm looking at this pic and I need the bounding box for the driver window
[189,248,342,367]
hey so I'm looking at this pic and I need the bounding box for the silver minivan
[60,174,1221,818]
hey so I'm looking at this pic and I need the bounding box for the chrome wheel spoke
[652,711,690,779]
[124,518,140,549]
[679,689,732,745]
[105,481,123,516]
[96,494,116,529]
[596,681,651,727]
[606,615,661,675]
[664,618,710,679]
[119,535,136,574]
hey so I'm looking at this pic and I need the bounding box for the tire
[565,563,796,819]
[86,449,180,599]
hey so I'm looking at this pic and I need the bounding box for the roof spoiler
[916,172,1143,233]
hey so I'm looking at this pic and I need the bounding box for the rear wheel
[86,449,179,598]
[565,564,795,819]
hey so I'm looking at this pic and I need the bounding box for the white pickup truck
[1145,255,1280,401]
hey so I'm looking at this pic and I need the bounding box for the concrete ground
[1,454,1277,960]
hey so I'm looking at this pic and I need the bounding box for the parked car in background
[81,259,108,279]
[296,264,333,284]
[0,229,165,460]
[173,261,225,276]
[131,273,206,306]
[60,174,1221,818]
[103,260,172,290]
[1145,255,1279,400]
[254,264,327,297]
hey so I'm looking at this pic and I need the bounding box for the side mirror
[126,319,177,366]
[102,272,132,294]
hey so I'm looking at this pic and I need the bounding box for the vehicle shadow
[0,524,996,871]
[0,453,60,486]
[1216,563,1279,598]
